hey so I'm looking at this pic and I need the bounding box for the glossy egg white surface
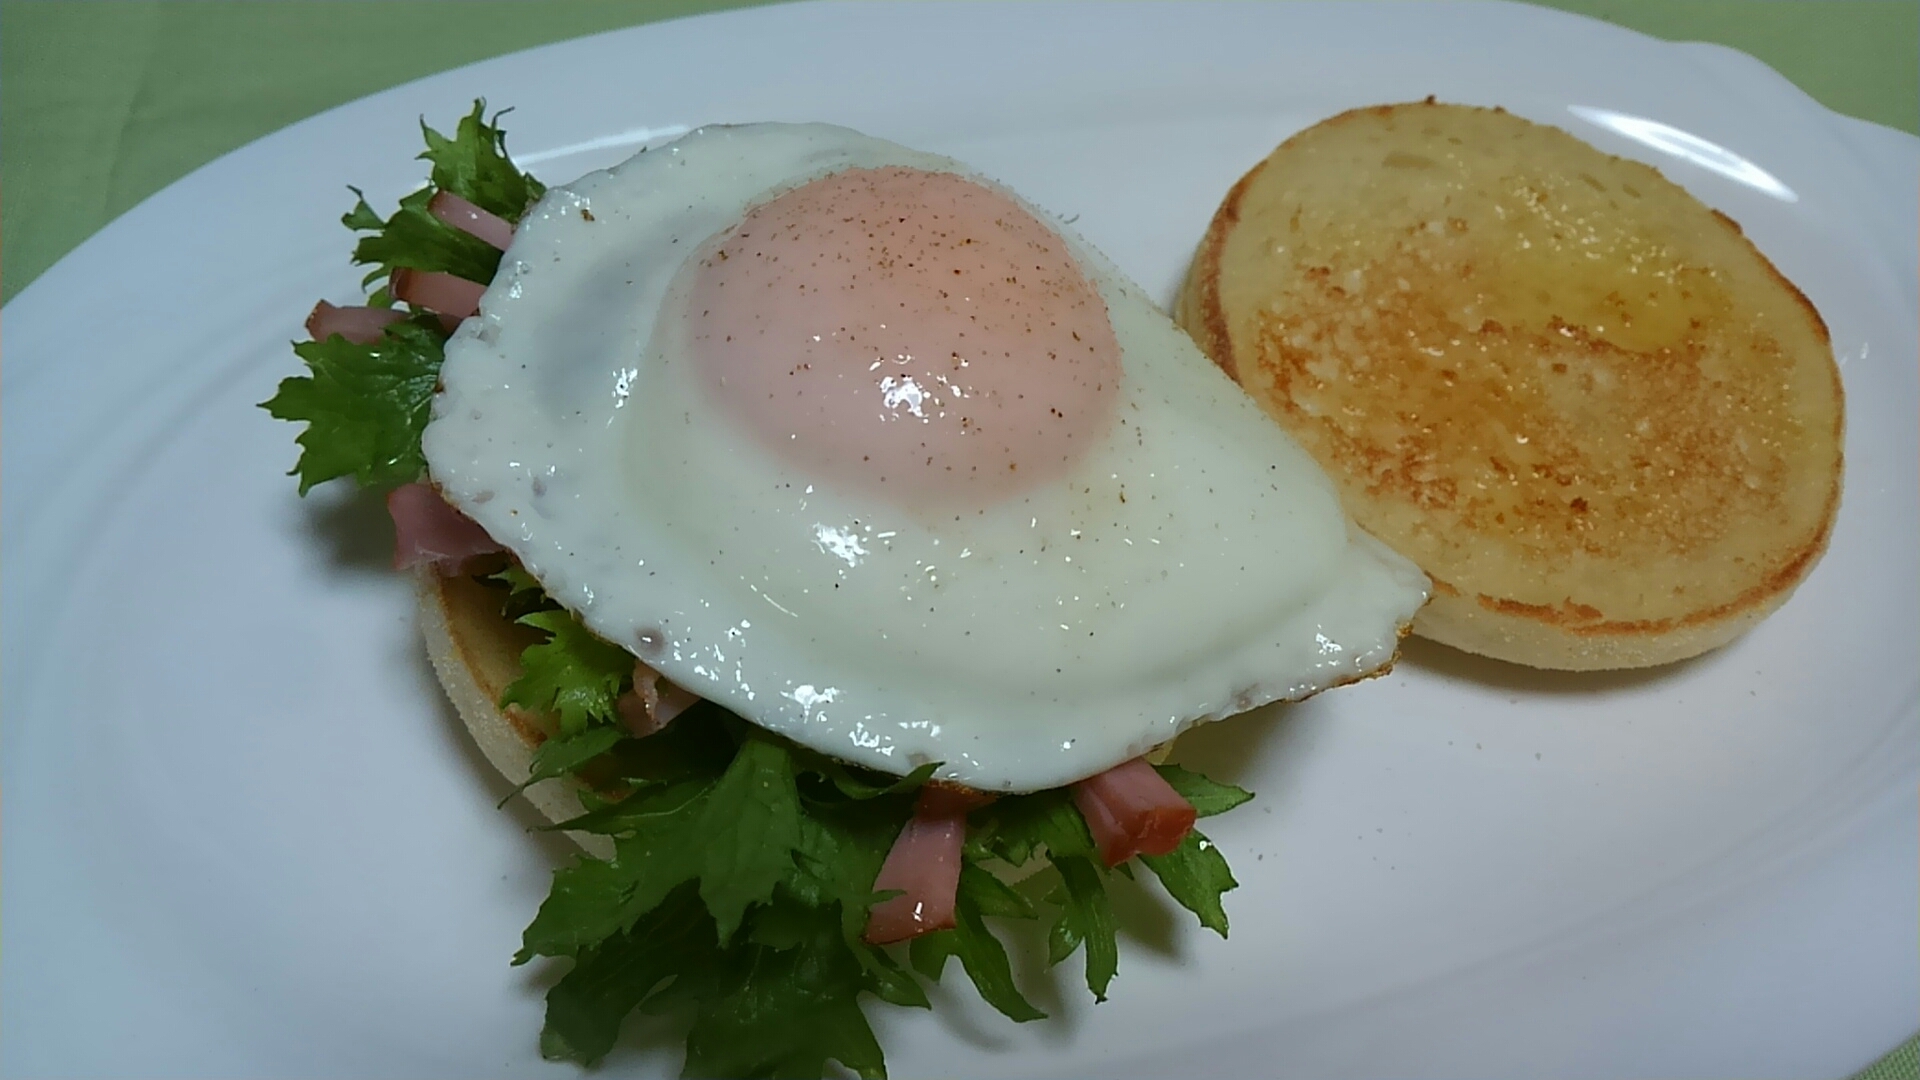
[422,123,1428,791]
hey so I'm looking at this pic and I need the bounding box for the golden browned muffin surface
[1178,100,1842,669]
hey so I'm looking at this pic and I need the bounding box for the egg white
[422,124,1429,791]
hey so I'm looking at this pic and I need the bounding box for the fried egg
[422,124,1428,792]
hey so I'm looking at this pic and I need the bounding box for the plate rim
[4,3,1916,1078]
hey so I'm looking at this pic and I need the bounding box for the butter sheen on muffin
[1177,100,1843,670]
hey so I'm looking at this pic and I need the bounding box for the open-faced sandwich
[265,104,1429,1076]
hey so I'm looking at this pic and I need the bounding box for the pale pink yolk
[688,166,1121,509]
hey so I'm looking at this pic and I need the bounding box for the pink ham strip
[616,663,701,738]
[864,808,966,945]
[390,267,486,320]
[1071,757,1197,867]
[306,300,402,345]
[862,780,1007,943]
[429,190,515,250]
[387,482,503,574]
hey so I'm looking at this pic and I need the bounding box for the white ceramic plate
[5,3,1915,1077]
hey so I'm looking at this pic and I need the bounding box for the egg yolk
[688,166,1121,509]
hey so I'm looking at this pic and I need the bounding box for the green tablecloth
[2,2,1915,1076]
[4,0,1917,306]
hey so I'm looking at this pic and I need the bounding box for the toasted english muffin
[416,567,616,857]
[1177,100,1843,670]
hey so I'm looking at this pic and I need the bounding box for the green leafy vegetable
[504,693,924,1078]
[518,849,662,962]
[802,755,940,801]
[521,781,711,963]
[490,562,559,620]
[259,315,443,494]
[965,789,1123,999]
[956,862,1034,921]
[787,800,933,1013]
[695,735,805,942]
[1153,763,1254,818]
[538,884,719,1065]
[349,187,504,286]
[1140,830,1240,936]
[1046,855,1119,1000]
[499,610,635,736]
[492,585,1257,1072]
[341,195,386,233]
[681,899,889,1080]
[909,866,1048,1024]
[346,101,547,299]
[511,703,930,1075]
[905,931,953,982]
[970,787,1092,868]
[421,101,547,220]
[267,100,546,492]
[502,726,627,806]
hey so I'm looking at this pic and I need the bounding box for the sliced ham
[863,785,985,945]
[429,190,515,250]
[390,267,486,320]
[306,300,402,345]
[864,817,964,945]
[616,662,700,738]
[1071,757,1197,867]
[387,482,503,574]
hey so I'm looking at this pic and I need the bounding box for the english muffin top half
[1178,101,1843,670]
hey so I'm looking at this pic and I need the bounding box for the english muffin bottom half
[1177,100,1843,670]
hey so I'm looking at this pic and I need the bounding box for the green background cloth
[4,0,1917,306]
[2,1,1914,1076]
